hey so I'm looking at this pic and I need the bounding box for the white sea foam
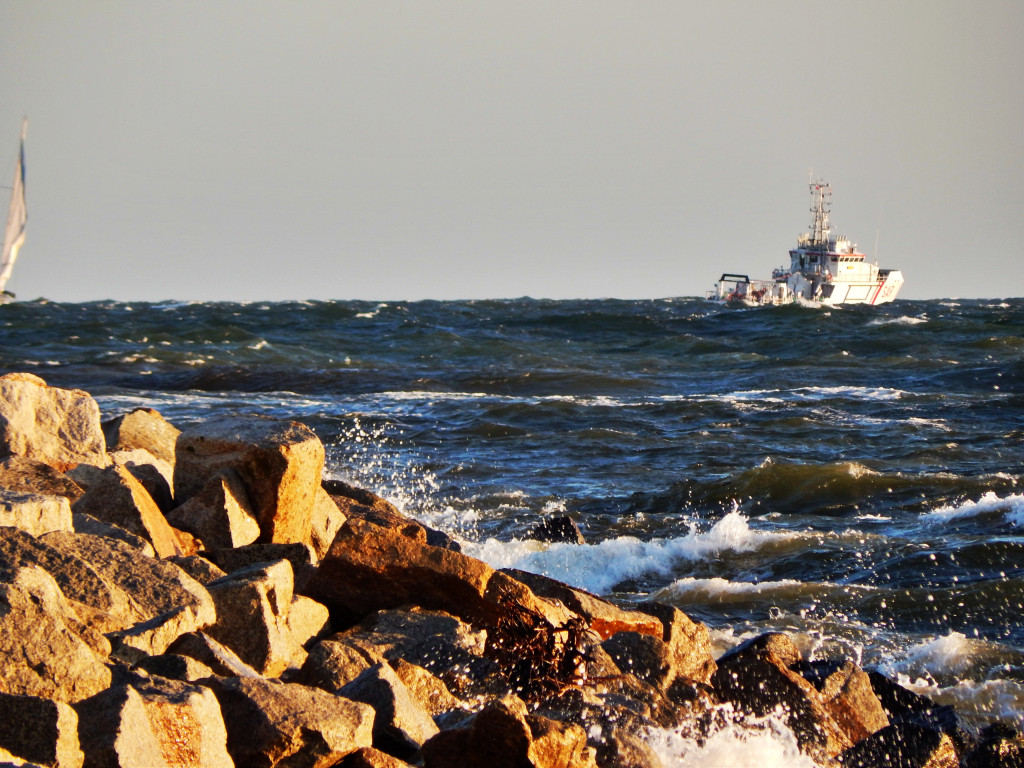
[656,576,805,602]
[868,315,928,326]
[642,708,823,768]
[924,491,1024,525]
[464,511,775,595]
[879,632,991,679]
[355,302,389,318]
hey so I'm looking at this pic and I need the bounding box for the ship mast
[808,180,832,249]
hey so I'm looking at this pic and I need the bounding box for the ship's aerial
[708,180,904,306]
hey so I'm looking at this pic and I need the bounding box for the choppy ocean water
[2,296,1023,752]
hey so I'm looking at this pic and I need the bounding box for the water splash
[642,706,823,767]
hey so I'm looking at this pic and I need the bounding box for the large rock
[71,465,184,558]
[166,631,262,678]
[0,565,111,703]
[504,568,662,640]
[967,723,1024,767]
[74,677,232,768]
[325,480,460,553]
[421,696,597,768]
[102,408,180,465]
[302,518,573,632]
[601,632,676,692]
[174,416,324,545]
[204,559,299,676]
[713,632,853,760]
[339,748,414,768]
[0,526,140,634]
[390,659,464,718]
[40,530,215,633]
[108,449,175,513]
[292,637,385,693]
[207,676,375,768]
[105,602,216,664]
[0,490,72,537]
[165,470,260,550]
[0,457,84,503]
[288,594,331,650]
[636,601,717,685]
[324,608,505,701]
[309,487,346,559]
[336,662,439,760]
[840,721,960,768]
[0,374,107,471]
[71,514,154,557]
[0,692,82,768]
[796,658,889,743]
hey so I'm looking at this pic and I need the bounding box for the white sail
[0,119,27,297]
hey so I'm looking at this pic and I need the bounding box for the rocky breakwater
[0,371,1019,768]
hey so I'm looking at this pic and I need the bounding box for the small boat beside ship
[708,180,904,306]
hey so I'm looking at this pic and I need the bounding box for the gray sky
[2,1,1021,302]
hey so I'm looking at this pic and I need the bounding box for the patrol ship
[708,180,904,306]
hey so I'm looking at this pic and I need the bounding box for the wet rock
[0,373,107,471]
[504,568,663,640]
[324,478,461,552]
[601,631,675,692]
[840,721,960,768]
[0,692,82,768]
[636,601,717,685]
[390,659,464,718]
[0,456,84,503]
[174,415,324,545]
[165,469,260,550]
[102,407,180,465]
[527,515,585,545]
[966,723,1024,767]
[207,676,375,768]
[713,632,853,759]
[796,658,889,743]
[868,671,975,753]
[205,558,300,676]
[71,465,184,558]
[303,517,571,632]
[327,608,504,700]
[0,565,111,703]
[0,490,72,537]
[337,662,440,760]
[75,676,231,768]
[421,696,597,768]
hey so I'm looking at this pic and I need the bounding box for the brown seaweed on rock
[484,583,597,702]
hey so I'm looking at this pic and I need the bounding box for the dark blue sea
[2,297,1023,744]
